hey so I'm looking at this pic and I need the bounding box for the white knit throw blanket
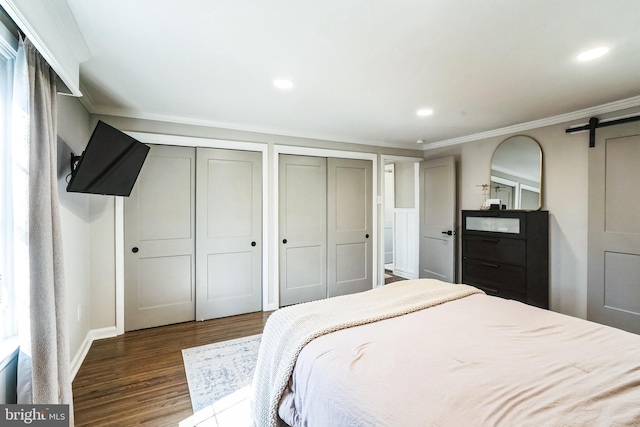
[250,279,483,427]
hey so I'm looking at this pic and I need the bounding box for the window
[0,16,22,343]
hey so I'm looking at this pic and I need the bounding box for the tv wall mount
[69,153,82,177]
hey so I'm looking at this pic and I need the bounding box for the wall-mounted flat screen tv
[66,121,150,197]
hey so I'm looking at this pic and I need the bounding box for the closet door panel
[124,144,196,331]
[279,155,327,306]
[196,148,262,320]
[327,158,373,297]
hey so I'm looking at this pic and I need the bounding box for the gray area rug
[182,334,262,412]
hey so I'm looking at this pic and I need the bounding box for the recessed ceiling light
[273,78,295,89]
[416,108,434,117]
[416,139,425,144]
[576,47,609,62]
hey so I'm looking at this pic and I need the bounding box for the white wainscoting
[393,209,419,279]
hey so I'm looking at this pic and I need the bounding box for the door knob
[282,239,288,244]
[132,247,139,253]
[365,234,369,238]
[251,241,256,247]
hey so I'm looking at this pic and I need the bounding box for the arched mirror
[490,135,542,210]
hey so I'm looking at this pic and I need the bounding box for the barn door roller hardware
[566,115,640,148]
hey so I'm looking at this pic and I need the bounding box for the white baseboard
[392,269,417,280]
[71,326,118,380]
[264,303,278,311]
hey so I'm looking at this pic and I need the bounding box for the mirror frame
[490,135,542,210]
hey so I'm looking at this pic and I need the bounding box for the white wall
[424,106,640,319]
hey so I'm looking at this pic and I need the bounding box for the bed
[250,279,640,426]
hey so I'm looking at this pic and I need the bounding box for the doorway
[381,156,422,281]
[384,164,395,270]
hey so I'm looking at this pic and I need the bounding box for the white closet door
[327,158,373,297]
[195,148,262,320]
[279,155,327,306]
[124,145,195,331]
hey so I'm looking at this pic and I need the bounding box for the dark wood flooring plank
[73,311,271,426]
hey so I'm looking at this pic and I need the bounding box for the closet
[279,155,373,306]
[124,145,262,331]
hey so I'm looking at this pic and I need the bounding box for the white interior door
[420,156,456,282]
[124,145,195,331]
[327,158,373,297]
[195,148,262,320]
[588,122,640,334]
[279,155,327,306]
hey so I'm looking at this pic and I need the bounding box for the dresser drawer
[463,235,526,266]
[473,285,526,302]
[462,258,527,294]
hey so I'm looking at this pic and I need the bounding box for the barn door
[588,122,640,334]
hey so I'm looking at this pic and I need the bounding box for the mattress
[276,291,640,426]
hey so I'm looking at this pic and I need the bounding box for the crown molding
[81,89,640,152]
[77,80,97,112]
[0,0,89,96]
[423,95,640,150]
[89,105,419,150]
[44,0,90,62]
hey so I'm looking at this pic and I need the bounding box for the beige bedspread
[279,291,640,426]
[250,279,483,427]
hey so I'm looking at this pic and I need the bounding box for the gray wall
[86,114,424,330]
[394,162,415,209]
[59,99,639,354]
[57,95,93,362]
[423,106,640,319]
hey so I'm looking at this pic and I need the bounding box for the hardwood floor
[73,277,407,426]
[384,270,406,284]
[72,311,272,426]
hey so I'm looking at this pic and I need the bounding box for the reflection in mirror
[490,135,542,210]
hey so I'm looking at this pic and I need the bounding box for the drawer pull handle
[481,262,500,268]
[482,238,500,243]
[483,287,499,294]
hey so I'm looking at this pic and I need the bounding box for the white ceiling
[62,0,640,150]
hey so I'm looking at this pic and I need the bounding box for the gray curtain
[20,37,74,413]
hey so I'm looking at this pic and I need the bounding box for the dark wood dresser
[462,210,549,308]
